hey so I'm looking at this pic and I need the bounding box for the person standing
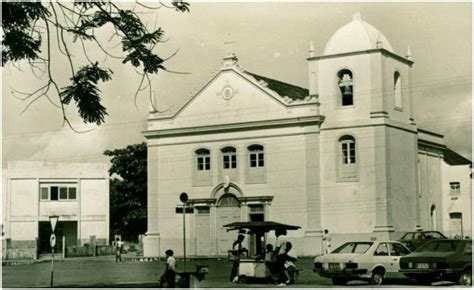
[229,234,246,283]
[115,237,123,263]
[274,229,289,286]
[322,229,331,254]
[159,249,177,288]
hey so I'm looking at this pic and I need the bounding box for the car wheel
[457,269,472,286]
[238,275,248,284]
[332,278,347,285]
[370,269,384,285]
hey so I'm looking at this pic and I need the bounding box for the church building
[143,13,471,257]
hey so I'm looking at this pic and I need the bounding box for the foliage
[104,142,147,242]
[2,1,189,130]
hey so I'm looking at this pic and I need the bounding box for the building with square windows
[143,13,471,257]
[2,161,109,259]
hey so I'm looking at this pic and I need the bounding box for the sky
[2,2,472,168]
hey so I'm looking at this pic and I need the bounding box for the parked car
[399,231,447,251]
[313,240,411,285]
[399,239,472,286]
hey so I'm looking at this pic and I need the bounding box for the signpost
[49,216,58,287]
[179,192,188,271]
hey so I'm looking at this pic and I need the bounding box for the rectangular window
[40,187,49,200]
[250,153,264,168]
[40,184,77,201]
[59,187,68,199]
[249,204,264,213]
[450,182,460,195]
[196,206,210,214]
[69,187,77,200]
[50,186,59,200]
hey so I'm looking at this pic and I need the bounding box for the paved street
[2,256,461,288]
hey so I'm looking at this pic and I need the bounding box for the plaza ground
[2,256,460,288]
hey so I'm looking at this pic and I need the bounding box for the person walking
[115,237,123,263]
[322,229,331,254]
[229,234,246,283]
[159,249,177,288]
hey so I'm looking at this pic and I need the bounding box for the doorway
[38,221,77,254]
[217,194,241,256]
[449,212,463,238]
[249,204,265,256]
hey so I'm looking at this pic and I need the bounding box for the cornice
[307,48,414,66]
[143,115,325,139]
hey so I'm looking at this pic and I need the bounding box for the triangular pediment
[156,67,314,129]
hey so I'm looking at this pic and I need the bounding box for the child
[159,249,177,288]
[115,237,123,263]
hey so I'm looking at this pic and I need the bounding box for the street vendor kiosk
[224,221,301,283]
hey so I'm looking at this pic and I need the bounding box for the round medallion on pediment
[221,86,234,100]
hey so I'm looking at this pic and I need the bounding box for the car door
[387,242,411,279]
[372,243,391,274]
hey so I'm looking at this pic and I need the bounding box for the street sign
[176,207,194,214]
[49,216,59,232]
[50,234,56,248]
[179,192,188,203]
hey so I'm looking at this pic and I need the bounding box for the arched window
[337,135,358,181]
[339,135,356,164]
[218,193,240,207]
[195,148,210,171]
[248,145,264,168]
[337,69,353,106]
[221,147,237,169]
[394,72,402,109]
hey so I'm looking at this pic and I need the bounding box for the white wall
[441,163,472,238]
[5,161,109,246]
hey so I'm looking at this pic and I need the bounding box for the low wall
[65,245,114,258]
[3,239,37,260]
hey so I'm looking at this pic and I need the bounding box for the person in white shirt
[114,237,123,263]
[322,229,331,254]
[284,242,298,284]
[159,249,177,288]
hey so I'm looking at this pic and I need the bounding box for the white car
[313,240,411,285]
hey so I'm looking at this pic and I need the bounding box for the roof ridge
[245,71,308,91]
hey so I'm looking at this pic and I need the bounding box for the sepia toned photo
[2,1,472,288]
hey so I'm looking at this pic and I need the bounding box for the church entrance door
[217,194,241,256]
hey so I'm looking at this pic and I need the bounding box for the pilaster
[373,126,394,233]
[144,145,160,257]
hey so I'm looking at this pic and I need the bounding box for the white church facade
[143,14,471,257]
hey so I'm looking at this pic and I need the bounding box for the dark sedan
[399,231,447,251]
[399,239,472,286]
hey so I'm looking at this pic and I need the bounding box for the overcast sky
[2,2,472,168]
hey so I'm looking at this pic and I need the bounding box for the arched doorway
[217,193,241,255]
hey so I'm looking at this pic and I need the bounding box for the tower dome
[323,12,394,55]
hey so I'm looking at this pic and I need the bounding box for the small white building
[2,161,110,259]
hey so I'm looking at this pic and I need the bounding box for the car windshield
[416,240,462,252]
[332,242,373,254]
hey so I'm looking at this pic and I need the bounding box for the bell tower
[309,13,419,240]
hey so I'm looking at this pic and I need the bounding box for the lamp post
[49,215,59,287]
[179,192,188,271]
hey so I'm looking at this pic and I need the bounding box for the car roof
[341,240,404,244]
